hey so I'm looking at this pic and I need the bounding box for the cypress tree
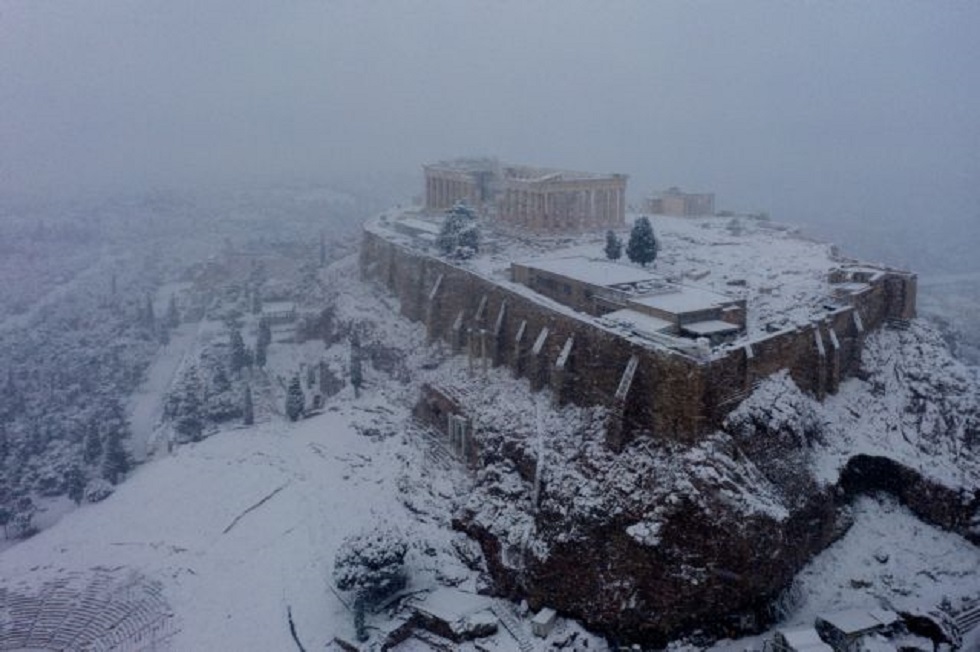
[626,216,658,267]
[604,229,623,260]
[285,376,305,422]
[243,384,254,426]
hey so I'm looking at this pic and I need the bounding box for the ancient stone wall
[362,226,916,446]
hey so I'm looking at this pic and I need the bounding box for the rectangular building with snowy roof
[511,256,745,343]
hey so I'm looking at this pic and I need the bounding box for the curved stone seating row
[0,567,176,650]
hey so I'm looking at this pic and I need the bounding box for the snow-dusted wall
[361,225,917,447]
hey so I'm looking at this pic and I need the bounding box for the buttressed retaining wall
[361,225,917,449]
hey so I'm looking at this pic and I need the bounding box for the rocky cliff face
[453,321,980,645]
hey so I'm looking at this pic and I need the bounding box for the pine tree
[604,230,623,260]
[229,328,248,374]
[83,421,102,464]
[436,203,479,259]
[66,465,85,505]
[350,334,363,398]
[626,216,658,267]
[243,384,254,426]
[256,319,272,368]
[285,376,305,421]
[319,232,327,267]
[251,288,262,315]
[171,366,205,442]
[102,427,130,485]
[144,294,156,329]
[333,523,408,641]
[167,294,180,328]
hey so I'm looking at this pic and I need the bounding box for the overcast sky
[2,1,978,235]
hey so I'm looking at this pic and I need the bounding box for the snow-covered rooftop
[514,256,658,288]
[629,284,735,315]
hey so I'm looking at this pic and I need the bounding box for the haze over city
[1,3,979,650]
[3,1,978,260]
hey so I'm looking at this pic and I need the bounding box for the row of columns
[500,185,625,231]
[426,174,475,210]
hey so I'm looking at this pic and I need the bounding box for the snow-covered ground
[0,396,455,649]
[2,228,978,650]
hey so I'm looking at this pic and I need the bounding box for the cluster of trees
[164,320,270,441]
[0,261,157,538]
[604,216,658,266]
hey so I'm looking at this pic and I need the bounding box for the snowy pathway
[126,315,198,462]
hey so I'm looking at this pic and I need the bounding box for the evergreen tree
[171,366,205,442]
[144,294,156,329]
[626,216,658,267]
[83,421,102,464]
[102,427,130,485]
[436,202,479,259]
[285,376,305,421]
[243,384,254,426]
[229,328,248,374]
[66,465,85,505]
[333,524,408,640]
[319,232,327,267]
[604,230,623,260]
[251,288,262,315]
[256,319,272,367]
[166,294,180,328]
[350,334,363,398]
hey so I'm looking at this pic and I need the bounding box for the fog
[2,1,978,265]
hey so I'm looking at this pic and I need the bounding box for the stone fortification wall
[362,228,705,447]
[361,226,917,446]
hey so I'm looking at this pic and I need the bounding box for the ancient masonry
[424,158,628,234]
[362,223,916,451]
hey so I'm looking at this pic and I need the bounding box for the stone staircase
[491,601,535,652]
[954,598,980,637]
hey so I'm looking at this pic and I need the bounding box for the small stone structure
[413,383,478,467]
[647,186,716,216]
[531,607,557,637]
[424,158,627,233]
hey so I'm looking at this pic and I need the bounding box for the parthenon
[424,158,627,233]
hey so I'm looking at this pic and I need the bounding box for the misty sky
[2,1,978,236]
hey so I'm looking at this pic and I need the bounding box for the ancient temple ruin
[424,158,627,233]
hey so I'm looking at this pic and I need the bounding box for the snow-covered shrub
[84,478,115,503]
[332,525,409,604]
[333,524,409,641]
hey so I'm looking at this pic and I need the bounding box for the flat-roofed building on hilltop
[511,255,745,344]
[424,158,627,233]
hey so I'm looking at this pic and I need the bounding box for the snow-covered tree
[229,327,248,374]
[436,202,479,259]
[350,334,363,398]
[333,525,409,641]
[66,465,85,505]
[256,319,271,368]
[604,229,623,260]
[626,216,658,267]
[166,293,180,328]
[285,375,305,422]
[167,365,205,442]
[243,384,254,426]
[102,427,130,485]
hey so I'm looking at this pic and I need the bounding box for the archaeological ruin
[364,173,917,453]
[423,158,628,233]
